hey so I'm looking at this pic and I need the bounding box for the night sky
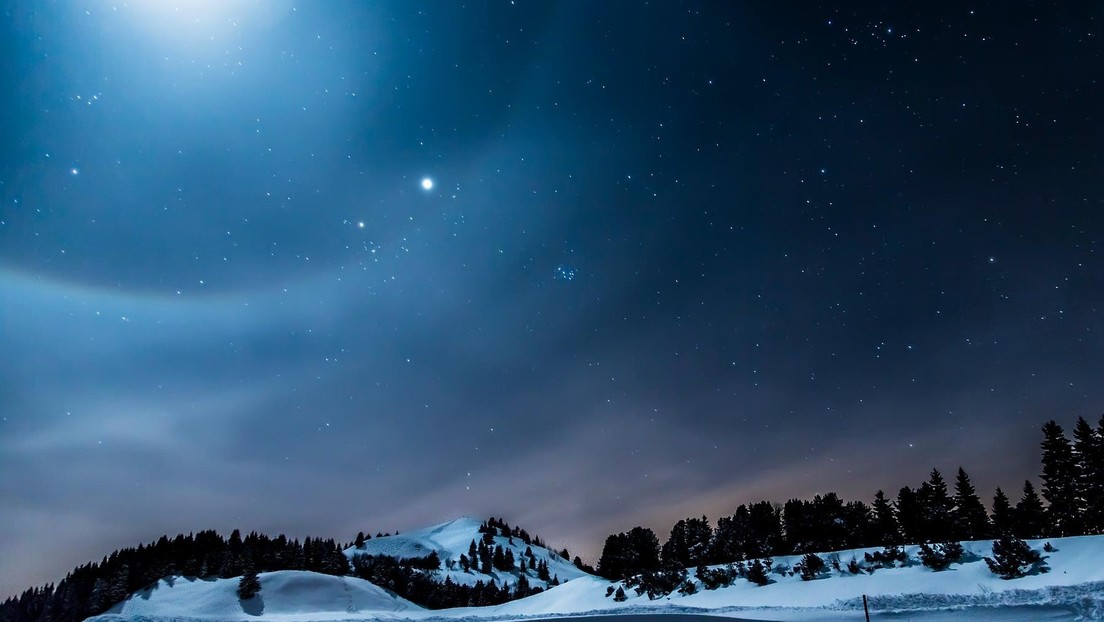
[2,1,1102,599]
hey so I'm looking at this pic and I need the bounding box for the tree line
[0,529,350,622]
[0,517,566,622]
[596,416,1104,580]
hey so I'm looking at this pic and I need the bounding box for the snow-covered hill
[344,517,592,590]
[502,535,1104,619]
[86,533,1104,622]
[93,571,419,621]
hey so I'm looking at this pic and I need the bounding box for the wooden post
[863,594,870,621]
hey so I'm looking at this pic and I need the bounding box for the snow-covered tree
[985,535,1041,579]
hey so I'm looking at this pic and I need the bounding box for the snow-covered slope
[344,517,592,589]
[556,536,1104,618]
[93,571,420,621]
[86,534,1104,622]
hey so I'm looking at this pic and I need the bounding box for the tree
[710,506,749,563]
[917,542,963,571]
[515,573,531,597]
[921,469,955,542]
[797,553,826,581]
[1040,420,1080,536]
[661,516,711,568]
[984,535,1042,579]
[991,488,1014,535]
[953,467,992,540]
[745,501,783,557]
[237,568,261,600]
[1014,480,1046,539]
[354,532,367,549]
[1072,416,1104,533]
[746,559,770,586]
[613,586,627,602]
[597,527,661,580]
[871,490,902,545]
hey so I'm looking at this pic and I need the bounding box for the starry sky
[1,0,1102,599]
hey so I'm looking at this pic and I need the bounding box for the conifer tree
[746,559,769,586]
[1014,480,1046,539]
[953,467,992,540]
[237,567,261,600]
[745,501,783,557]
[984,535,1041,579]
[991,488,1015,535]
[871,490,902,545]
[923,469,954,542]
[710,507,749,562]
[1072,416,1104,533]
[896,486,924,543]
[1040,420,1080,536]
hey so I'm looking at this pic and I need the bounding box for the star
[421,177,434,190]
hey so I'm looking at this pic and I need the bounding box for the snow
[87,533,1104,622]
[344,518,591,590]
[95,571,419,621]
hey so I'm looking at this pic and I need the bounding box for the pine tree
[896,486,924,543]
[1072,416,1104,533]
[984,535,1041,579]
[1014,480,1046,539]
[953,467,992,540]
[745,501,783,557]
[797,553,825,581]
[660,516,711,568]
[597,527,661,580]
[991,488,1015,535]
[661,520,689,568]
[871,490,902,545]
[237,568,261,600]
[923,469,955,542]
[515,573,531,597]
[1040,420,1080,536]
[746,559,769,586]
[354,532,366,549]
[710,507,749,563]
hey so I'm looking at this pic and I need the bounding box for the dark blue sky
[1,1,1101,598]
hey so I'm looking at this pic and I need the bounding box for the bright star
[421,177,434,190]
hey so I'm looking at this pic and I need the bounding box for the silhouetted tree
[871,490,902,545]
[1014,480,1046,539]
[661,516,711,568]
[597,527,661,580]
[953,467,992,540]
[1040,420,1080,535]
[991,488,1015,535]
[1073,416,1104,533]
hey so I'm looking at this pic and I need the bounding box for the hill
[82,534,1104,622]
[93,571,419,621]
[344,517,591,590]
